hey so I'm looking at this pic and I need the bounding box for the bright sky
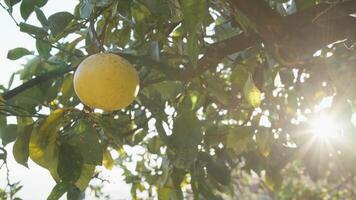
[0,1,131,199]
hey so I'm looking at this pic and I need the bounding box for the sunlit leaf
[75,164,95,191]
[157,187,175,200]
[29,109,65,168]
[243,74,261,108]
[102,149,114,170]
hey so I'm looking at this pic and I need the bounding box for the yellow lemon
[73,53,139,111]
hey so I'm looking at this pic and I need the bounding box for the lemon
[73,53,139,111]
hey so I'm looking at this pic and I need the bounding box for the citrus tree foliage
[1,0,356,199]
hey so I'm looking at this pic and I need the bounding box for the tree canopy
[1,0,356,199]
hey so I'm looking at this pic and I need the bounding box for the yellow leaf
[158,187,173,200]
[75,164,95,191]
[29,109,65,169]
[243,74,261,108]
[102,149,114,170]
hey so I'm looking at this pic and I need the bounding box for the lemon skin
[73,53,139,111]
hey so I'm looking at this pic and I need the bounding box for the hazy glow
[310,116,339,140]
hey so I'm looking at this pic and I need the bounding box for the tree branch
[227,0,356,67]
[1,67,75,100]
[3,0,355,100]
[227,0,284,40]
[187,32,261,79]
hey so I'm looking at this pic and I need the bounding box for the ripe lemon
[73,53,139,111]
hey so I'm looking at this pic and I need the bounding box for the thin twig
[0,2,19,26]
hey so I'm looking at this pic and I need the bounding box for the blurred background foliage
[0,0,356,199]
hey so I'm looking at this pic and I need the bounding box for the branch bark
[2,1,356,100]
[1,67,75,100]
[228,0,356,67]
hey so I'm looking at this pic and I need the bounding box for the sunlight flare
[309,115,340,140]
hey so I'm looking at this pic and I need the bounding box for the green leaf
[57,143,84,184]
[207,158,230,185]
[0,124,18,146]
[147,136,161,154]
[226,126,253,155]
[157,185,179,200]
[36,39,51,58]
[231,66,249,91]
[19,56,41,80]
[60,74,74,103]
[256,129,272,157]
[12,124,34,167]
[4,0,21,8]
[47,182,71,200]
[296,0,317,11]
[68,119,103,165]
[78,0,94,19]
[7,47,33,60]
[186,33,199,67]
[19,22,48,37]
[110,27,131,47]
[0,115,6,127]
[243,74,261,108]
[193,166,224,200]
[181,0,208,66]
[20,0,48,20]
[150,81,183,100]
[67,187,84,200]
[34,6,49,28]
[169,111,203,169]
[206,76,230,105]
[48,12,74,37]
[143,0,171,19]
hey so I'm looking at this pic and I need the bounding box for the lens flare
[310,116,340,140]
